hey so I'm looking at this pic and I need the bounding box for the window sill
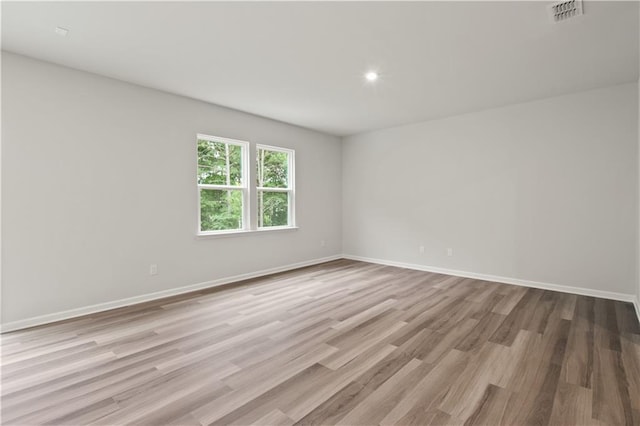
[196,226,299,239]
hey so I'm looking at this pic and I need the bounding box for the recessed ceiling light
[365,71,379,82]
[55,27,69,37]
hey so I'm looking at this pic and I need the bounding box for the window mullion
[246,141,256,231]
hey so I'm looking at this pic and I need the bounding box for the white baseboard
[343,254,638,305]
[4,253,639,333]
[0,254,342,333]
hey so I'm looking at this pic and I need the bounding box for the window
[197,134,248,233]
[257,145,294,228]
[197,134,295,235]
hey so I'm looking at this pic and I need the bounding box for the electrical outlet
[447,248,453,257]
[419,245,425,254]
[149,264,158,275]
[320,240,326,247]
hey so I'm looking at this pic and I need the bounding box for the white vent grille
[548,0,583,23]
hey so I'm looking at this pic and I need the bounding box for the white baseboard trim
[0,254,343,333]
[343,254,638,305]
[4,253,639,333]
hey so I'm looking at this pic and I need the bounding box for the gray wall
[343,83,638,296]
[1,52,343,324]
[3,51,639,327]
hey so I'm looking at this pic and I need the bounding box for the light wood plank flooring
[2,259,639,425]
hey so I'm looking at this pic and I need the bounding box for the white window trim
[195,226,299,239]
[197,134,250,235]
[196,136,296,238]
[256,144,296,230]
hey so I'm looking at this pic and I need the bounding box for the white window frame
[197,134,250,236]
[256,144,295,230]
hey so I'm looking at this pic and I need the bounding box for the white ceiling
[2,1,638,136]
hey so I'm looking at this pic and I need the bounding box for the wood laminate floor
[2,260,640,425]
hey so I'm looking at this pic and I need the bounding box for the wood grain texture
[1,259,639,425]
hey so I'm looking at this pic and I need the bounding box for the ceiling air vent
[548,0,583,23]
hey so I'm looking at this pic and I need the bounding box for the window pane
[200,189,243,231]
[257,148,288,188]
[198,139,243,186]
[258,191,289,227]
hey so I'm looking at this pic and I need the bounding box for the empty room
[1,1,640,425]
